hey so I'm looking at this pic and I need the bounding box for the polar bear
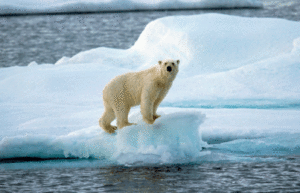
[99,59,180,134]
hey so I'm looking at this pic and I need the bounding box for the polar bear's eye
[172,63,175,66]
[164,62,168,66]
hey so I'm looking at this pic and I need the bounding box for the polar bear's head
[158,59,180,80]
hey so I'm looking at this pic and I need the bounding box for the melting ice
[1,14,300,165]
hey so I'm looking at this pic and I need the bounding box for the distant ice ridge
[0,111,208,165]
[0,0,263,15]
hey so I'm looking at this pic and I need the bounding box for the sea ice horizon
[0,13,300,167]
[0,0,263,15]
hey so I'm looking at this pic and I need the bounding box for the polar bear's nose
[167,66,172,72]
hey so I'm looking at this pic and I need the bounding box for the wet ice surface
[1,159,300,192]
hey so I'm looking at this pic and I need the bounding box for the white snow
[1,14,300,165]
[1,108,299,165]
[0,0,263,15]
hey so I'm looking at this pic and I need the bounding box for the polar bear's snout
[167,66,172,72]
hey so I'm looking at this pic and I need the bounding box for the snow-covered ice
[1,14,299,106]
[0,110,207,165]
[0,0,263,15]
[1,107,300,165]
[1,14,300,165]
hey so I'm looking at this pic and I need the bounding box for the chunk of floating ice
[28,61,38,66]
[0,111,208,166]
[111,111,207,165]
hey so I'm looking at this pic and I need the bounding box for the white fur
[99,59,180,134]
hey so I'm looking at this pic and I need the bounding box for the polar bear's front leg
[153,88,169,120]
[141,101,155,124]
[140,88,157,124]
[153,98,163,120]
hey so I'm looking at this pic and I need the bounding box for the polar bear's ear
[176,60,180,65]
[158,61,162,65]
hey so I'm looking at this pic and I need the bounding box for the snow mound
[0,111,207,165]
[0,0,263,15]
[133,14,300,75]
[1,14,299,107]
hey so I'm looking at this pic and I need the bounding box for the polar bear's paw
[118,122,137,129]
[104,125,117,134]
[153,114,161,120]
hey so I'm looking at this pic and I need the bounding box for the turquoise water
[163,99,300,109]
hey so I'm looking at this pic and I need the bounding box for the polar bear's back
[103,67,155,107]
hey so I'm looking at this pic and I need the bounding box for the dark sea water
[1,159,300,192]
[1,0,300,192]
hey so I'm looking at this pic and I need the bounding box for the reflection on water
[1,160,300,192]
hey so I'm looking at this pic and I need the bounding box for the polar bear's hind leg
[99,106,117,134]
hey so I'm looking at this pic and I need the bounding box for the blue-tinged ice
[0,111,208,165]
